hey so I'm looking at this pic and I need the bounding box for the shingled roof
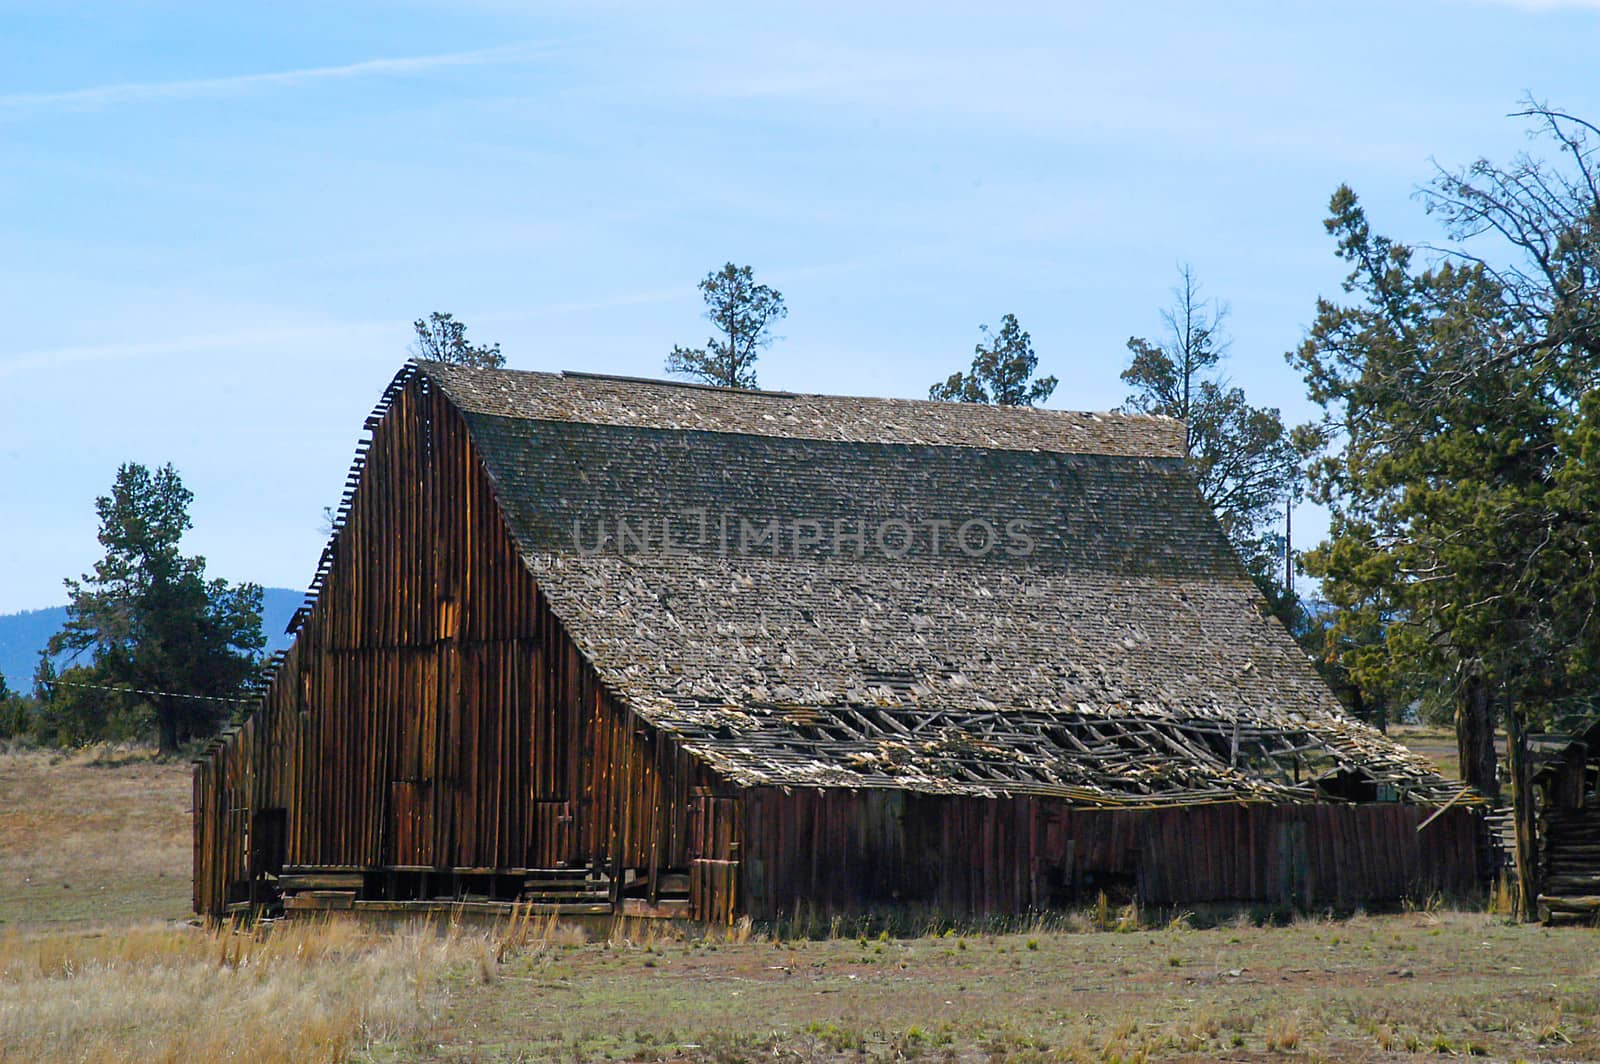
[408,360,1453,806]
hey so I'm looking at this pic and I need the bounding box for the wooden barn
[1532,718,1600,921]
[194,361,1484,922]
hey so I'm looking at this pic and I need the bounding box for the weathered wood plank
[194,370,719,917]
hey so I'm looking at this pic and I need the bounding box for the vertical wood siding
[194,375,717,915]
[739,789,1482,920]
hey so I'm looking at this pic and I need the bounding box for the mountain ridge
[0,588,303,692]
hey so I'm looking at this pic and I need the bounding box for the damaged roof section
[418,360,1458,806]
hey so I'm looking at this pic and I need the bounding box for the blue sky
[2,0,1597,613]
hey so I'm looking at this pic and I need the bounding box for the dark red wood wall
[739,788,1482,919]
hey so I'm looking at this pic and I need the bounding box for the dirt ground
[3,746,1598,1063]
[412,912,1600,1062]
[0,746,192,929]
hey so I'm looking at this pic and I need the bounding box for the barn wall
[739,789,1483,919]
[194,373,718,916]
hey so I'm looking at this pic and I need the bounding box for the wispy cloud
[0,321,396,378]
[1460,0,1600,8]
[0,43,548,115]
[0,283,697,378]
[661,35,1470,172]
[474,287,689,325]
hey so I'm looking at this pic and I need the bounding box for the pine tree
[929,314,1058,406]
[666,264,787,388]
[45,463,264,752]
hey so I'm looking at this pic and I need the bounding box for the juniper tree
[1289,104,1600,915]
[929,314,1058,406]
[45,463,264,752]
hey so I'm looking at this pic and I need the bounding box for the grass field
[0,746,192,928]
[3,744,1598,1063]
[1387,726,1463,785]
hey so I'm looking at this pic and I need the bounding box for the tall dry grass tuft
[488,907,588,960]
[1488,873,1516,917]
[1263,1012,1307,1052]
[0,918,487,1064]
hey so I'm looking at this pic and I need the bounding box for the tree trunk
[1506,706,1539,921]
[156,699,180,756]
[1351,685,1388,733]
[1456,659,1497,800]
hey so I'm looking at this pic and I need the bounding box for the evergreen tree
[666,263,787,389]
[1289,105,1600,915]
[411,311,504,368]
[929,314,1058,406]
[0,672,34,740]
[44,463,265,752]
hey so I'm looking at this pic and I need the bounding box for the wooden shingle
[413,360,1454,806]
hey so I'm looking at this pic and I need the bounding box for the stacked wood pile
[1538,805,1600,919]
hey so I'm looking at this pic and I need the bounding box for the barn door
[384,651,441,868]
[531,799,578,867]
[689,794,741,924]
[388,781,435,866]
[1278,819,1310,907]
[249,808,287,879]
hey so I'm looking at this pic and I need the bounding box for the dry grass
[403,907,1600,1061]
[0,916,495,1064]
[0,746,192,928]
[7,747,1600,1061]
[39,902,1598,1062]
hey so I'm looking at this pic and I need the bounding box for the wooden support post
[1506,707,1538,921]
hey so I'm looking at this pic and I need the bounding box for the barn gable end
[194,367,725,918]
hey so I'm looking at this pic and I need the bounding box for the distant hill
[0,588,303,692]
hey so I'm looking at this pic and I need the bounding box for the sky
[2,0,1598,614]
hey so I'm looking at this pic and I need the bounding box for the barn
[194,360,1484,922]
